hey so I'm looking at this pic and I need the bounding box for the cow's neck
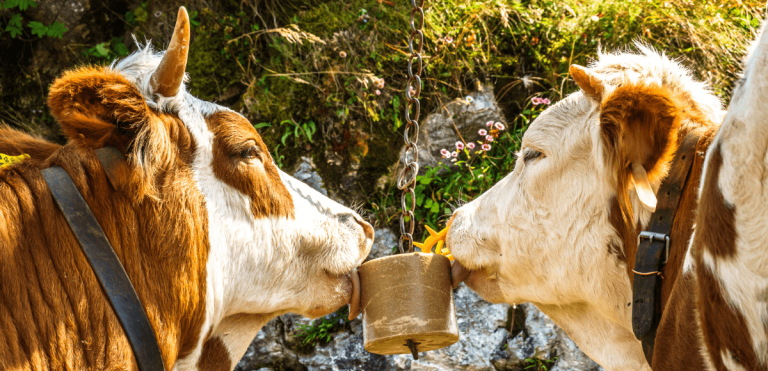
[57,142,212,368]
[617,125,719,369]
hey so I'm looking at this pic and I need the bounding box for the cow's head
[46,6,371,342]
[446,46,722,367]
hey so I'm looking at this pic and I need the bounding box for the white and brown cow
[446,43,726,370]
[0,8,372,371]
[690,20,768,371]
[448,17,768,370]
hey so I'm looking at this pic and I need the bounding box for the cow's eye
[239,145,260,160]
[524,150,542,162]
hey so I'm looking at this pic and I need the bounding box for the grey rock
[390,285,509,371]
[410,83,507,171]
[235,316,304,371]
[298,320,391,371]
[366,229,398,261]
[491,304,602,371]
[236,286,604,371]
[292,157,328,196]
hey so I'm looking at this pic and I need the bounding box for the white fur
[114,44,372,370]
[695,21,768,369]
[447,45,724,371]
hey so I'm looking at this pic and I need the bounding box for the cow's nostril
[339,213,374,242]
[356,217,374,242]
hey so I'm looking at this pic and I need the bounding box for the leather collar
[631,130,702,363]
[42,147,166,371]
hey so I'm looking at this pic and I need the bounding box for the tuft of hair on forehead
[111,39,218,117]
[589,42,723,123]
[599,82,683,223]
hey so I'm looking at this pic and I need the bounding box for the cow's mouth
[451,260,471,288]
[320,267,361,320]
[347,268,361,320]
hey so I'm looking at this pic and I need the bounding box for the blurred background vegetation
[1,0,764,241]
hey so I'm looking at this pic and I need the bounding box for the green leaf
[7,0,37,11]
[5,14,23,38]
[281,128,292,146]
[113,41,129,56]
[28,21,48,38]
[134,7,148,23]
[254,122,271,129]
[46,21,67,38]
[95,42,110,57]
[189,10,199,27]
[430,201,440,214]
[125,10,136,24]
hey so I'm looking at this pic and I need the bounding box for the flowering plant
[400,95,551,232]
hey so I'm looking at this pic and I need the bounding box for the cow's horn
[150,7,190,97]
[570,64,604,101]
[631,162,657,212]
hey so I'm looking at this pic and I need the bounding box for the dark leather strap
[632,131,701,363]
[42,148,165,371]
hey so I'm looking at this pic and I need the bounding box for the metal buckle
[637,231,670,265]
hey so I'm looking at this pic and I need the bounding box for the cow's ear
[570,64,604,101]
[600,83,682,214]
[48,67,150,149]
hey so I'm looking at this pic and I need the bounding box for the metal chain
[397,0,425,254]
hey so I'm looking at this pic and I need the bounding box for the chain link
[397,0,425,254]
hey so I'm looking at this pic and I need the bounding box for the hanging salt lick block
[357,252,459,356]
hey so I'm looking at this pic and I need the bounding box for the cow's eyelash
[523,150,543,162]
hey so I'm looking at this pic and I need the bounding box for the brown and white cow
[445,43,727,370]
[0,8,372,371]
[689,21,768,371]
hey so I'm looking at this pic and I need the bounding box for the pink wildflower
[494,122,505,131]
[445,36,453,44]
[482,143,491,151]
[486,121,494,127]
[485,135,494,142]
[451,151,458,158]
[339,51,347,58]
[466,142,476,149]
[478,129,487,136]
[378,79,385,88]
[440,149,450,158]
[375,89,381,96]
[455,141,465,150]
[531,97,542,105]
[541,98,551,105]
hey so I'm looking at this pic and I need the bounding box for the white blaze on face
[171,101,372,369]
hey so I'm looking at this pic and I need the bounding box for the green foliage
[375,95,546,235]
[5,13,21,37]
[293,306,352,353]
[83,37,130,60]
[524,356,558,371]
[1,0,67,39]
[125,2,148,26]
[3,0,36,11]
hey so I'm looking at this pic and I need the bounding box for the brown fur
[197,337,231,371]
[206,111,294,219]
[0,65,292,370]
[600,83,721,370]
[692,144,760,370]
[600,83,685,224]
